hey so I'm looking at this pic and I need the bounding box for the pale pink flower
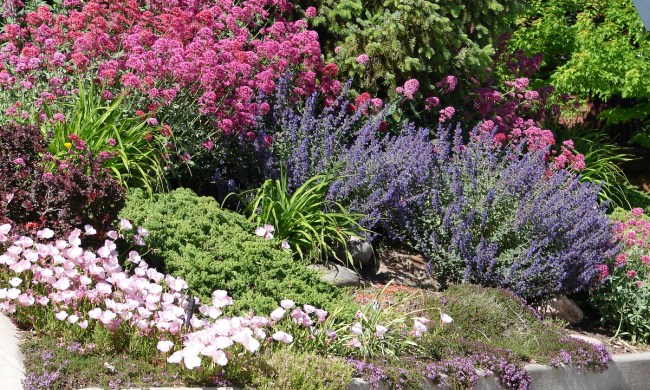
[36,228,54,239]
[351,322,363,335]
[348,337,361,348]
[157,340,174,353]
[440,313,453,324]
[374,325,388,338]
[9,277,22,287]
[167,351,183,364]
[280,299,295,309]
[270,307,285,321]
[272,330,294,344]
[212,290,233,308]
[55,311,68,321]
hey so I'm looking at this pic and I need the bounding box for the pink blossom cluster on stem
[0,1,333,136]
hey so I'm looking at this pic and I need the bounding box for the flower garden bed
[2,1,650,389]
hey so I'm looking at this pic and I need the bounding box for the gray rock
[308,263,364,287]
[335,236,377,275]
[569,333,604,347]
[539,295,584,324]
[346,378,371,390]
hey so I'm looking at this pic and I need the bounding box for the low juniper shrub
[0,122,125,237]
[119,188,352,315]
[404,126,618,299]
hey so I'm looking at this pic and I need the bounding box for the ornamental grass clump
[405,126,618,300]
[241,171,366,263]
[590,208,650,343]
[43,82,170,195]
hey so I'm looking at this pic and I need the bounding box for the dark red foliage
[0,122,125,236]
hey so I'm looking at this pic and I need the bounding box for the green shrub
[423,285,609,367]
[299,0,523,97]
[119,188,351,315]
[241,350,354,390]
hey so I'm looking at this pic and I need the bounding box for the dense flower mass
[0,0,328,136]
[590,209,650,343]
[0,221,432,372]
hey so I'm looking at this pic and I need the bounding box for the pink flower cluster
[396,78,419,100]
[607,210,650,288]
[0,1,329,135]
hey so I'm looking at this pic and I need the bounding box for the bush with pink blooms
[590,208,650,343]
[0,0,333,184]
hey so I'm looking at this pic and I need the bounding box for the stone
[308,263,364,287]
[539,295,584,324]
[335,236,378,276]
[569,333,604,347]
[346,378,371,390]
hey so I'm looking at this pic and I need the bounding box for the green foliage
[557,128,634,208]
[300,0,523,96]
[242,350,354,390]
[119,188,351,315]
[242,172,366,264]
[422,285,603,365]
[21,332,190,390]
[509,0,650,144]
[42,82,169,195]
[622,183,650,213]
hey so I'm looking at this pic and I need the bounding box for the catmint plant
[405,126,619,299]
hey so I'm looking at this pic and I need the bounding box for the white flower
[119,218,133,231]
[280,241,290,250]
[84,225,97,235]
[8,277,22,287]
[157,340,174,353]
[272,331,294,344]
[440,313,453,324]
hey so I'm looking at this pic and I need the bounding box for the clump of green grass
[422,284,605,365]
[236,349,354,390]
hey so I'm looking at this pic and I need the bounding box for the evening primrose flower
[440,313,453,324]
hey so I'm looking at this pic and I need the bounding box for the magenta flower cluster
[0,1,328,135]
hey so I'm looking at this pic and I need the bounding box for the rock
[346,378,371,390]
[374,248,441,290]
[539,295,584,324]
[308,263,364,287]
[569,334,604,347]
[335,236,378,276]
